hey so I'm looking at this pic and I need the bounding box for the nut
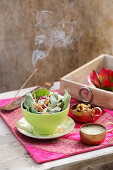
[44,99,49,105]
[33,102,44,112]
[76,103,92,112]
[57,102,62,107]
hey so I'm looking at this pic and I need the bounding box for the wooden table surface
[0,82,113,170]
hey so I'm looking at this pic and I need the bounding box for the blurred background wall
[0,0,113,92]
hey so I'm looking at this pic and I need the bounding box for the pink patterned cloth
[0,91,113,164]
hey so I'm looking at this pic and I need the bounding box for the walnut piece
[76,103,92,112]
[44,99,50,105]
[57,102,62,107]
[33,102,44,112]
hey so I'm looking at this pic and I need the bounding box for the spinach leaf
[34,88,50,98]
[29,107,41,114]
[61,90,71,110]
[50,93,58,108]
[24,92,34,111]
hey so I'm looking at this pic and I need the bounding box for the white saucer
[17,116,75,139]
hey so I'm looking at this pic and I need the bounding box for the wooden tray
[60,54,113,109]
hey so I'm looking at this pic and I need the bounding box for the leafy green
[34,88,50,98]
[23,89,71,114]
[24,92,34,111]
[61,90,71,110]
[29,107,41,114]
[50,92,58,108]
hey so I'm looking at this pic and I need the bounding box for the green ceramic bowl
[21,102,69,135]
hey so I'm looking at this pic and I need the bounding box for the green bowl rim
[21,101,70,116]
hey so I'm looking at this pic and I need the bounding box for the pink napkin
[0,92,113,163]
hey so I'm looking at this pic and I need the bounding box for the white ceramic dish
[17,116,75,139]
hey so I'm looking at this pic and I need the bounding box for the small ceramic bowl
[80,122,113,145]
[21,102,69,135]
[71,104,102,123]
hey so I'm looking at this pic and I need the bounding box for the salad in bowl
[21,89,71,135]
[23,88,71,114]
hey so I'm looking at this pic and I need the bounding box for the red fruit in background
[90,70,100,88]
[89,67,113,92]
[99,67,108,83]
[108,69,113,82]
